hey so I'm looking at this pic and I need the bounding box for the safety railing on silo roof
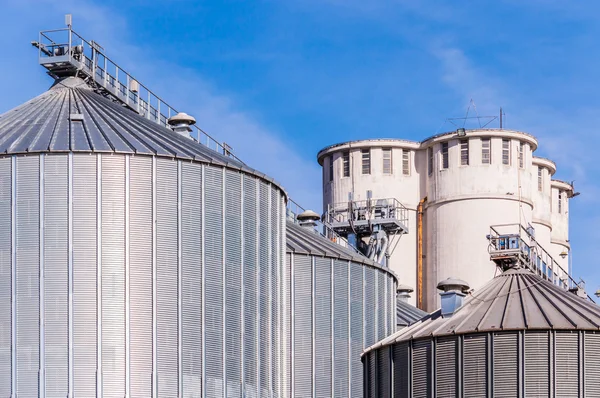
[33,26,246,165]
[286,197,362,254]
[487,223,594,302]
[323,197,409,231]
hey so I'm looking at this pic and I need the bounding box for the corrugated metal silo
[285,220,398,397]
[0,76,287,397]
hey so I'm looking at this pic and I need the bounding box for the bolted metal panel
[155,158,179,396]
[15,155,40,398]
[377,346,391,398]
[493,332,519,397]
[585,332,600,397]
[377,271,385,341]
[349,262,363,397]
[364,269,376,348]
[72,154,97,396]
[204,166,224,396]
[0,157,11,397]
[412,339,432,398]
[43,154,69,396]
[225,170,242,397]
[129,155,154,397]
[436,336,458,397]
[181,161,203,397]
[367,351,377,398]
[525,331,550,398]
[101,154,126,397]
[315,256,332,398]
[294,254,313,398]
[243,175,258,396]
[333,259,349,398]
[258,182,270,397]
[285,253,293,398]
[270,188,279,398]
[393,342,410,398]
[463,334,488,398]
[555,331,579,398]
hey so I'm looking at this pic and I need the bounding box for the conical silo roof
[0,76,283,190]
[364,267,600,355]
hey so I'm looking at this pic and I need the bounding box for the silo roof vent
[167,112,196,138]
[296,210,320,229]
[437,277,470,317]
[397,284,414,303]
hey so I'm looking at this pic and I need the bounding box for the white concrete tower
[318,128,575,311]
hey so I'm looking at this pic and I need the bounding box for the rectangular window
[460,140,469,166]
[328,156,333,182]
[558,191,562,213]
[502,139,510,165]
[402,150,410,175]
[342,151,350,177]
[538,167,543,191]
[518,142,524,168]
[382,148,392,174]
[441,142,449,169]
[361,149,371,175]
[428,147,433,175]
[481,138,491,164]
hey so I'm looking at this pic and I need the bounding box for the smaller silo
[396,285,427,331]
[362,266,600,398]
[284,214,398,398]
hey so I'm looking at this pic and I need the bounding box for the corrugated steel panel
[15,155,40,398]
[436,336,457,397]
[555,331,579,398]
[367,352,376,398]
[225,170,242,398]
[243,175,258,396]
[377,346,391,398]
[43,155,69,396]
[585,332,600,397]
[285,253,292,398]
[412,339,431,398]
[333,259,349,398]
[364,269,376,348]
[463,334,487,398]
[204,166,224,397]
[101,155,125,397]
[525,331,549,398]
[72,154,97,396]
[315,257,332,398]
[258,182,270,397]
[294,254,312,398]
[377,271,385,341]
[155,158,179,396]
[493,332,518,397]
[0,156,11,397]
[349,262,363,397]
[270,187,279,398]
[393,342,410,398]
[129,156,153,397]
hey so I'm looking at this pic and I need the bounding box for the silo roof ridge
[0,77,285,194]
[363,267,600,356]
[396,299,428,328]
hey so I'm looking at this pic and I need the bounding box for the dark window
[328,156,333,182]
[428,147,433,175]
[402,150,410,175]
[362,149,371,175]
[481,138,491,164]
[382,148,392,174]
[502,139,510,165]
[342,152,350,177]
[441,142,449,169]
[460,140,469,166]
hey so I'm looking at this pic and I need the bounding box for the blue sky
[1,0,599,290]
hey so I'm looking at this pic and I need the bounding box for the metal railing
[487,223,593,301]
[324,197,409,229]
[34,27,245,164]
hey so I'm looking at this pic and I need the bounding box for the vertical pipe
[39,154,45,398]
[417,197,427,310]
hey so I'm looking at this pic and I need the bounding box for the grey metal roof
[396,299,427,328]
[365,267,600,354]
[286,221,397,281]
[0,77,283,191]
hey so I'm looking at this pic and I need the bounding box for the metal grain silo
[284,218,398,398]
[0,76,286,398]
[362,267,600,398]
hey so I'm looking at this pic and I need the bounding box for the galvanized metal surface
[396,298,427,329]
[0,152,285,397]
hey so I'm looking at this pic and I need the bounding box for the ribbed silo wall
[0,152,286,398]
[284,252,397,397]
[363,330,600,397]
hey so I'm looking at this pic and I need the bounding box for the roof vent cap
[397,284,414,303]
[296,210,320,229]
[167,112,196,138]
[437,277,470,317]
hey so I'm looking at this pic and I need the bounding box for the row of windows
[428,139,525,174]
[325,149,411,181]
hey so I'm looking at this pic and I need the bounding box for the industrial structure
[318,130,577,311]
[285,214,397,397]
